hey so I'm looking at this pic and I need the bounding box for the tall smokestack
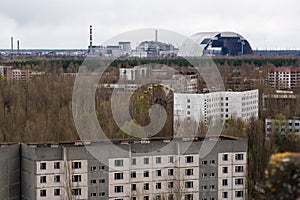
[89,25,93,53]
[11,37,13,52]
[17,40,20,55]
[155,30,158,42]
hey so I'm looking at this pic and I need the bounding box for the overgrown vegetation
[0,57,300,199]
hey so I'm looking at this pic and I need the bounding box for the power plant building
[185,32,253,56]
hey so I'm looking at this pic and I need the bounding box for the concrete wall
[0,144,20,200]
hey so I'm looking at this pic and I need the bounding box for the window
[72,162,81,169]
[168,156,174,163]
[235,191,244,197]
[201,173,207,178]
[187,111,190,115]
[114,186,123,193]
[185,169,193,176]
[210,185,215,190]
[40,189,46,197]
[72,188,82,196]
[202,160,207,165]
[185,181,193,188]
[187,99,190,103]
[114,172,124,180]
[72,175,81,182]
[186,156,193,163]
[144,157,149,164]
[222,154,228,161]
[144,196,149,200]
[91,166,97,171]
[222,179,228,186]
[100,166,105,170]
[168,182,174,188]
[210,172,215,177]
[156,170,162,177]
[40,163,46,170]
[156,157,162,164]
[235,178,244,185]
[156,182,162,189]
[210,160,215,164]
[131,171,136,178]
[132,184,136,191]
[99,179,105,183]
[54,162,60,169]
[222,167,228,174]
[54,175,60,183]
[222,192,228,198]
[168,169,174,176]
[235,154,244,160]
[235,166,244,173]
[90,193,96,197]
[144,183,149,190]
[144,171,149,177]
[185,194,193,200]
[114,160,123,167]
[201,185,207,190]
[91,179,97,184]
[131,158,136,165]
[54,189,60,196]
[40,176,46,183]
[99,192,105,196]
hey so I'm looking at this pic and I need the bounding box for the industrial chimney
[11,37,13,52]
[89,25,93,53]
[17,40,20,55]
[155,30,158,42]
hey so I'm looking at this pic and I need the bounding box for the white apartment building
[119,67,148,81]
[174,90,258,134]
[36,159,88,200]
[217,152,247,200]
[109,154,200,200]
[18,138,247,200]
[106,138,247,200]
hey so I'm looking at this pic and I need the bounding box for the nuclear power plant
[87,27,254,58]
[1,26,299,58]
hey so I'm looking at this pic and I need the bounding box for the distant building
[119,66,148,81]
[0,65,32,83]
[268,68,300,89]
[262,90,299,118]
[137,41,178,58]
[0,65,13,79]
[185,32,253,56]
[174,90,259,134]
[118,65,198,93]
[265,118,300,136]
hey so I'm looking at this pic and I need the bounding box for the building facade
[268,68,300,89]
[0,65,32,83]
[0,144,20,200]
[174,90,259,134]
[1,137,247,200]
[265,118,300,136]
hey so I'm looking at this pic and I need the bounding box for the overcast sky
[0,0,299,49]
